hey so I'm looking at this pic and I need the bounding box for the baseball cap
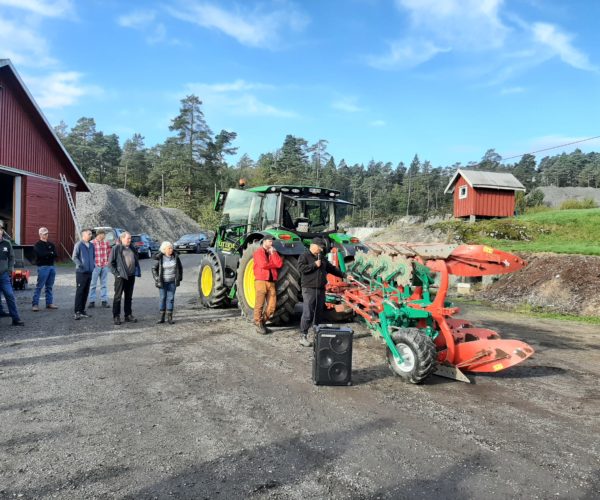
[262,234,274,241]
[311,237,326,248]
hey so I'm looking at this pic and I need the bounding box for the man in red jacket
[253,234,283,334]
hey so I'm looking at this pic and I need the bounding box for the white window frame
[458,185,468,200]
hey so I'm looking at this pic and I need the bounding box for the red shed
[0,59,90,260]
[444,169,525,219]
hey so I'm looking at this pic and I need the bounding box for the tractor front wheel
[236,242,301,325]
[386,327,437,384]
[198,252,230,308]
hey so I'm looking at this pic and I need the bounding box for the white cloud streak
[24,71,102,108]
[184,80,297,118]
[532,23,597,72]
[117,9,156,28]
[167,1,309,49]
[331,96,363,113]
[0,0,72,17]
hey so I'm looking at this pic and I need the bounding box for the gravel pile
[538,186,600,207]
[76,183,202,242]
[350,216,446,243]
[478,253,600,317]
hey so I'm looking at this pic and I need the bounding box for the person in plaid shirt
[88,229,111,308]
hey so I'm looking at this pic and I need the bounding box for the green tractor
[198,185,366,323]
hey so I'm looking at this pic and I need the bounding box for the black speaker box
[312,325,354,386]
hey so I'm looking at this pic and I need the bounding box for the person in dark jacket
[71,228,95,320]
[109,231,141,325]
[297,237,344,347]
[151,241,183,325]
[0,222,24,326]
[252,235,283,334]
[32,227,59,311]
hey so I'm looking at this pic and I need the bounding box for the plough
[326,243,534,383]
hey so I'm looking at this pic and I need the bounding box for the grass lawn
[432,208,600,256]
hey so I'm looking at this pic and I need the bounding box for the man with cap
[252,234,283,334]
[0,220,24,326]
[297,237,344,346]
[32,227,59,311]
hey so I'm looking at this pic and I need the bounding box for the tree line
[56,95,600,228]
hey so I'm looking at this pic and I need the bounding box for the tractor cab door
[216,189,264,252]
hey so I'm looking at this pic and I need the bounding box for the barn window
[459,186,468,199]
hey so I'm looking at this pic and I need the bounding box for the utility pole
[161,174,165,207]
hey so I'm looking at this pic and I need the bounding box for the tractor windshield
[282,196,348,232]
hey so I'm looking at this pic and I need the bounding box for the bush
[559,198,598,210]
[526,188,545,207]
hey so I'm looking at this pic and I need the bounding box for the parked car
[132,233,159,258]
[92,227,126,247]
[174,233,210,254]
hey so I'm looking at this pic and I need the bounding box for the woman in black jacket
[152,241,183,324]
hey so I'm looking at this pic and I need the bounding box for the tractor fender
[242,231,306,256]
[335,242,368,258]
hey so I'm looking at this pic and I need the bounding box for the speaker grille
[312,326,353,386]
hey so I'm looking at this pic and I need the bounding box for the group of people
[0,225,184,328]
[252,235,344,346]
[3,222,342,341]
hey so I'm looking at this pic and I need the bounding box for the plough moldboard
[325,242,534,383]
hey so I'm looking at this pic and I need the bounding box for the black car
[132,233,159,258]
[174,233,210,254]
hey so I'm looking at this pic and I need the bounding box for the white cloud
[24,71,102,108]
[184,80,297,118]
[369,120,386,127]
[532,23,597,72]
[117,9,156,28]
[0,0,72,17]
[500,86,525,95]
[367,38,449,70]
[167,1,309,49]
[0,17,55,66]
[331,96,363,113]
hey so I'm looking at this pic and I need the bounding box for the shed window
[459,186,468,199]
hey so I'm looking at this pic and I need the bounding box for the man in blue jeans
[0,222,24,326]
[32,227,59,312]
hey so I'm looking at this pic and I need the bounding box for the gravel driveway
[1,254,599,499]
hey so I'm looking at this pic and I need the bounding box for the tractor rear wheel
[386,327,437,384]
[236,242,301,325]
[198,252,230,308]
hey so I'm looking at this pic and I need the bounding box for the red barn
[444,169,525,219]
[0,59,89,260]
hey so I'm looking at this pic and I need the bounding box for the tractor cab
[214,185,353,252]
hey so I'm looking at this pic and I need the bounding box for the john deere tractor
[198,185,366,323]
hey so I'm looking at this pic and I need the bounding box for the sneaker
[255,323,268,335]
[46,304,58,310]
[101,301,110,308]
[124,315,137,323]
[114,316,121,325]
[12,319,25,326]
[88,302,95,308]
[32,305,39,312]
[299,335,312,347]
[79,311,91,318]
[74,312,81,320]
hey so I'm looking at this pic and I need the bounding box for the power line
[501,135,600,162]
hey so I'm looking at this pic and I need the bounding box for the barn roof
[444,169,526,194]
[0,59,90,192]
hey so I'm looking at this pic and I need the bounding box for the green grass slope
[431,208,600,256]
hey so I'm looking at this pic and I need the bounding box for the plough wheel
[387,327,437,384]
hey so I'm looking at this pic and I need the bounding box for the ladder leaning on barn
[59,173,82,236]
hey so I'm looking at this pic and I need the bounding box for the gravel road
[1,254,599,499]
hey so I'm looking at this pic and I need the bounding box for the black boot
[157,311,166,324]
[114,316,121,325]
[167,312,174,325]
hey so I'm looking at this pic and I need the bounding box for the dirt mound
[539,186,600,208]
[76,183,202,242]
[350,216,447,244]
[479,253,600,317]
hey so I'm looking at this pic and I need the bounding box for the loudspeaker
[312,325,354,386]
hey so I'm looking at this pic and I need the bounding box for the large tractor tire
[236,242,301,325]
[198,251,230,308]
[386,327,437,384]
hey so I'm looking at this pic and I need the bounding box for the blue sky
[1,0,600,167]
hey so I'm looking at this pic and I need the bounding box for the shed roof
[0,59,90,192]
[444,169,526,194]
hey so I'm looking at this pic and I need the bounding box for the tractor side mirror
[214,191,227,212]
